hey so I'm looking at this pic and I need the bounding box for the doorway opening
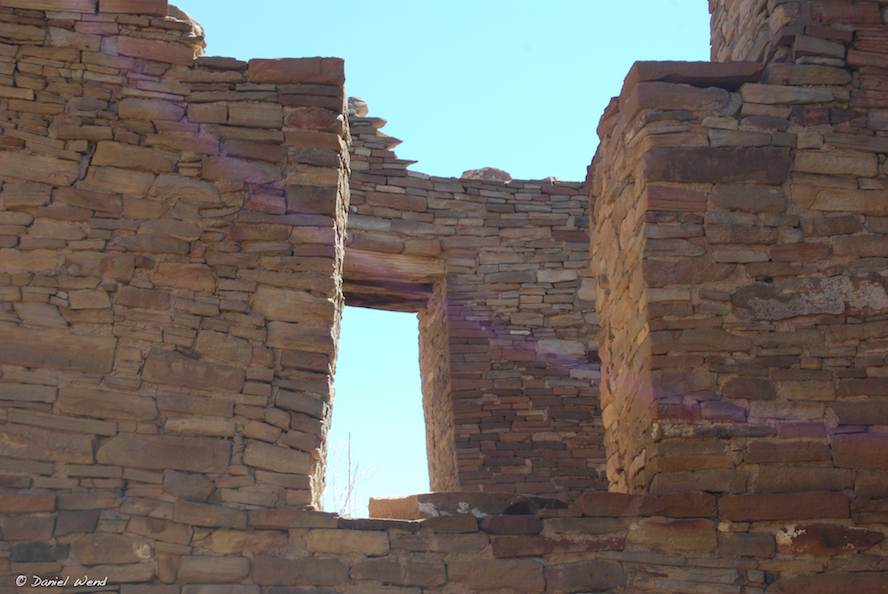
[323,305,430,517]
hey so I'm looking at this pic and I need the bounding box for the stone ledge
[248,58,345,85]
[99,0,168,15]
[624,60,764,92]
[0,0,97,11]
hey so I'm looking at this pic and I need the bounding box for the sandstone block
[247,58,345,84]
[480,515,543,535]
[194,330,252,367]
[349,557,446,588]
[0,151,80,186]
[114,36,194,65]
[1,514,54,541]
[152,263,216,292]
[94,141,177,173]
[719,492,849,521]
[0,382,56,403]
[200,528,289,555]
[832,433,888,470]
[0,0,96,10]
[119,98,184,121]
[70,533,152,565]
[249,508,338,529]
[56,186,122,214]
[644,147,791,184]
[151,175,221,205]
[740,83,841,104]
[174,501,246,529]
[178,557,250,583]
[796,150,878,177]
[164,470,215,501]
[0,494,55,512]
[545,560,626,593]
[143,350,244,392]
[228,102,283,128]
[625,81,728,120]
[97,433,230,472]
[769,572,888,594]
[710,184,786,212]
[305,528,390,556]
[627,518,717,552]
[777,523,883,556]
[116,286,170,310]
[267,321,335,354]
[0,422,93,463]
[718,532,776,557]
[251,556,348,586]
[276,389,325,419]
[243,441,312,474]
[448,559,544,592]
[203,156,282,184]
[253,285,335,324]
[127,516,192,545]
[100,0,168,15]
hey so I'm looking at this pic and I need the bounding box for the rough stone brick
[100,0,167,15]
[114,36,195,65]
[0,151,81,185]
[544,560,626,593]
[143,349,244,392]
[250,556,348,586]
[719,492,849,521]
[174,501,247,529]
[70,533,152,565]
[832,433,888,470]
[448,559,545,592]
[243,441,312,474]
[644,147,791,184]
[248,58,345,84]
[97,434,230,472]
[627,518,717,552]
[777,523,883,556]
[305,528,389,555]
[177,557,251,583]
[0,423,93,463]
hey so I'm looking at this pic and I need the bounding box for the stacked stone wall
[0,0,351,578]
[596,1,888,504]
[347,115,604,498]
[0,0,886,592]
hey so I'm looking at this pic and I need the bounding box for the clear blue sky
[176,0,711,516]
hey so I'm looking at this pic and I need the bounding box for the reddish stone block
[770,571,888,594]
[644,147,792,184]
[719,492,849,521]
[99,0,167,14]
[114,36,195,66]
[248,58,345,84]
[769,242,832,262]
[479,515,542,535]
[624,60,763,91]
[811,1,881,24]
[0,494,55,512]
[646,185,707,212]
[778,523,883,556]
[0,0,95,10]
[833,433,888,470]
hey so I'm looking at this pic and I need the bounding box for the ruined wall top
[710,0,885,63]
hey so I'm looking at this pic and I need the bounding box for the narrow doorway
[323,306,430,517]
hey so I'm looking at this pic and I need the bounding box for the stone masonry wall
[346,113,604,498]
[595,1,888,503]
[0,0,887,592]
[0,0,351,568]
